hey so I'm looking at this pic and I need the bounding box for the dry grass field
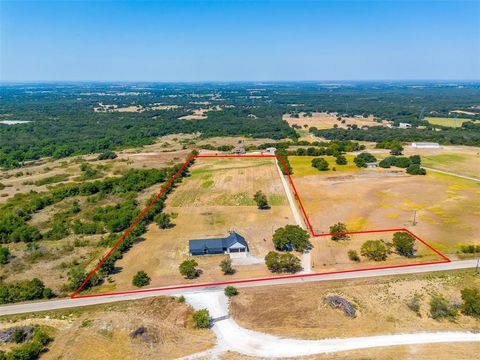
[107,157,295,292]
[425,116,478,128]
[310,231,444,273]
[230,270,480,339]
[0,297,215,360]
[217,343,480,360]
[283,112,392,130]
[289,156,480,256]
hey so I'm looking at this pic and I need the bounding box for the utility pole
[413,210,417,226]
[476,258,479,275]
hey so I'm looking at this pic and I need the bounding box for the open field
[230,270,480,340]
[425,117,476,128]
[283,112,391,130]
[0,297,215,360]
[310,231,444,273]
[218,343,480,360]
[105,157,296,292]
[289,156,480,255]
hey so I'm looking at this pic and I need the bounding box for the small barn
[189,231,249,256]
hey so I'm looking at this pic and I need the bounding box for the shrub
[178,295,185,303]
[392,232,416,257]
[13,329,26,344]
[461,288,480,318]
[0,278,54,304]
[407,164,426,175]
[132,271,151,287]
[407,294,422,316]
[97,151,117,160]
[460,245,480,254]
[311,157,329,171]
[154,213,172,229]
[0,246,10,264]
[192,309,210,328]
[329,222,350,241]
[360,240,388,261]
[353,152,376,168]
[253,190,270,209]
[272,225,311,251]
[220,258,235,275]
[335,155,347,165]
[429,294,458,319]
[179,259,199,279]
[224,286,239,297]
[347,250,360,262]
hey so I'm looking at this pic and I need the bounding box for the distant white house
[399,123,412,129]
[264,147,276,155]
[366,162,378,168]
[411,142,440,149]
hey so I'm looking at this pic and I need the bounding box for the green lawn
[290,155,359,177]
[425,117,473,128]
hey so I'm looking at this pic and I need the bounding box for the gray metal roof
[189,231,248,251]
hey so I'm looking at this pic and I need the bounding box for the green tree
[179,259,199,279]
[360,240,388,261]
[132,271,151,287]
[311,157,329,171]
[0,246,10,264]
[389,143,404,155]
[272,225,311,252]
[461,288,480,318]
[393,232,416,257]
[407,164,427,175]
[192,309,210,328]
[430,294,458,319]
[329,222,350,241]
[98,151,118,160]
[67,267,99,291]
[335,155,347,165]
[265,251,302,273]
[353,152,377,168]
[12,329,26,344]
[220,258,235,275]
[155,213,172,229]
[253,190,270,210]
[409,155,421,164]
[224,286,239,297]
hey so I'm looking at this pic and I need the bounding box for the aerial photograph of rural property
[0,0,479,359]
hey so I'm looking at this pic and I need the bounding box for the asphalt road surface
[1,259,478,316]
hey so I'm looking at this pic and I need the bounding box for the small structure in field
[366,162,378,168]
[264,147,276,155]
[411,142,440,148]
[232,147,246,154]
[189,231,249,256]
[399,122,412,129]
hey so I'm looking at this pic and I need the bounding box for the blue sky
[1,0,479,81]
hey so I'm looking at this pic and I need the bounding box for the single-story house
[189,231,249,256]
[232,147,246,154]
[399,122,412,129]
[411,142,440,149]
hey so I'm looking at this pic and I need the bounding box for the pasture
[109,157,295,291]
[289,156,480,255]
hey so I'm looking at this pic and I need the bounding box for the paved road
[2,259,478,316]
[423,167,480,182]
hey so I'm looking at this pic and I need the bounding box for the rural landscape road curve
[1,259,478,316]
[182,291,480,358]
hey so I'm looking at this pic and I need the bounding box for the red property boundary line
[71,154,450,299]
